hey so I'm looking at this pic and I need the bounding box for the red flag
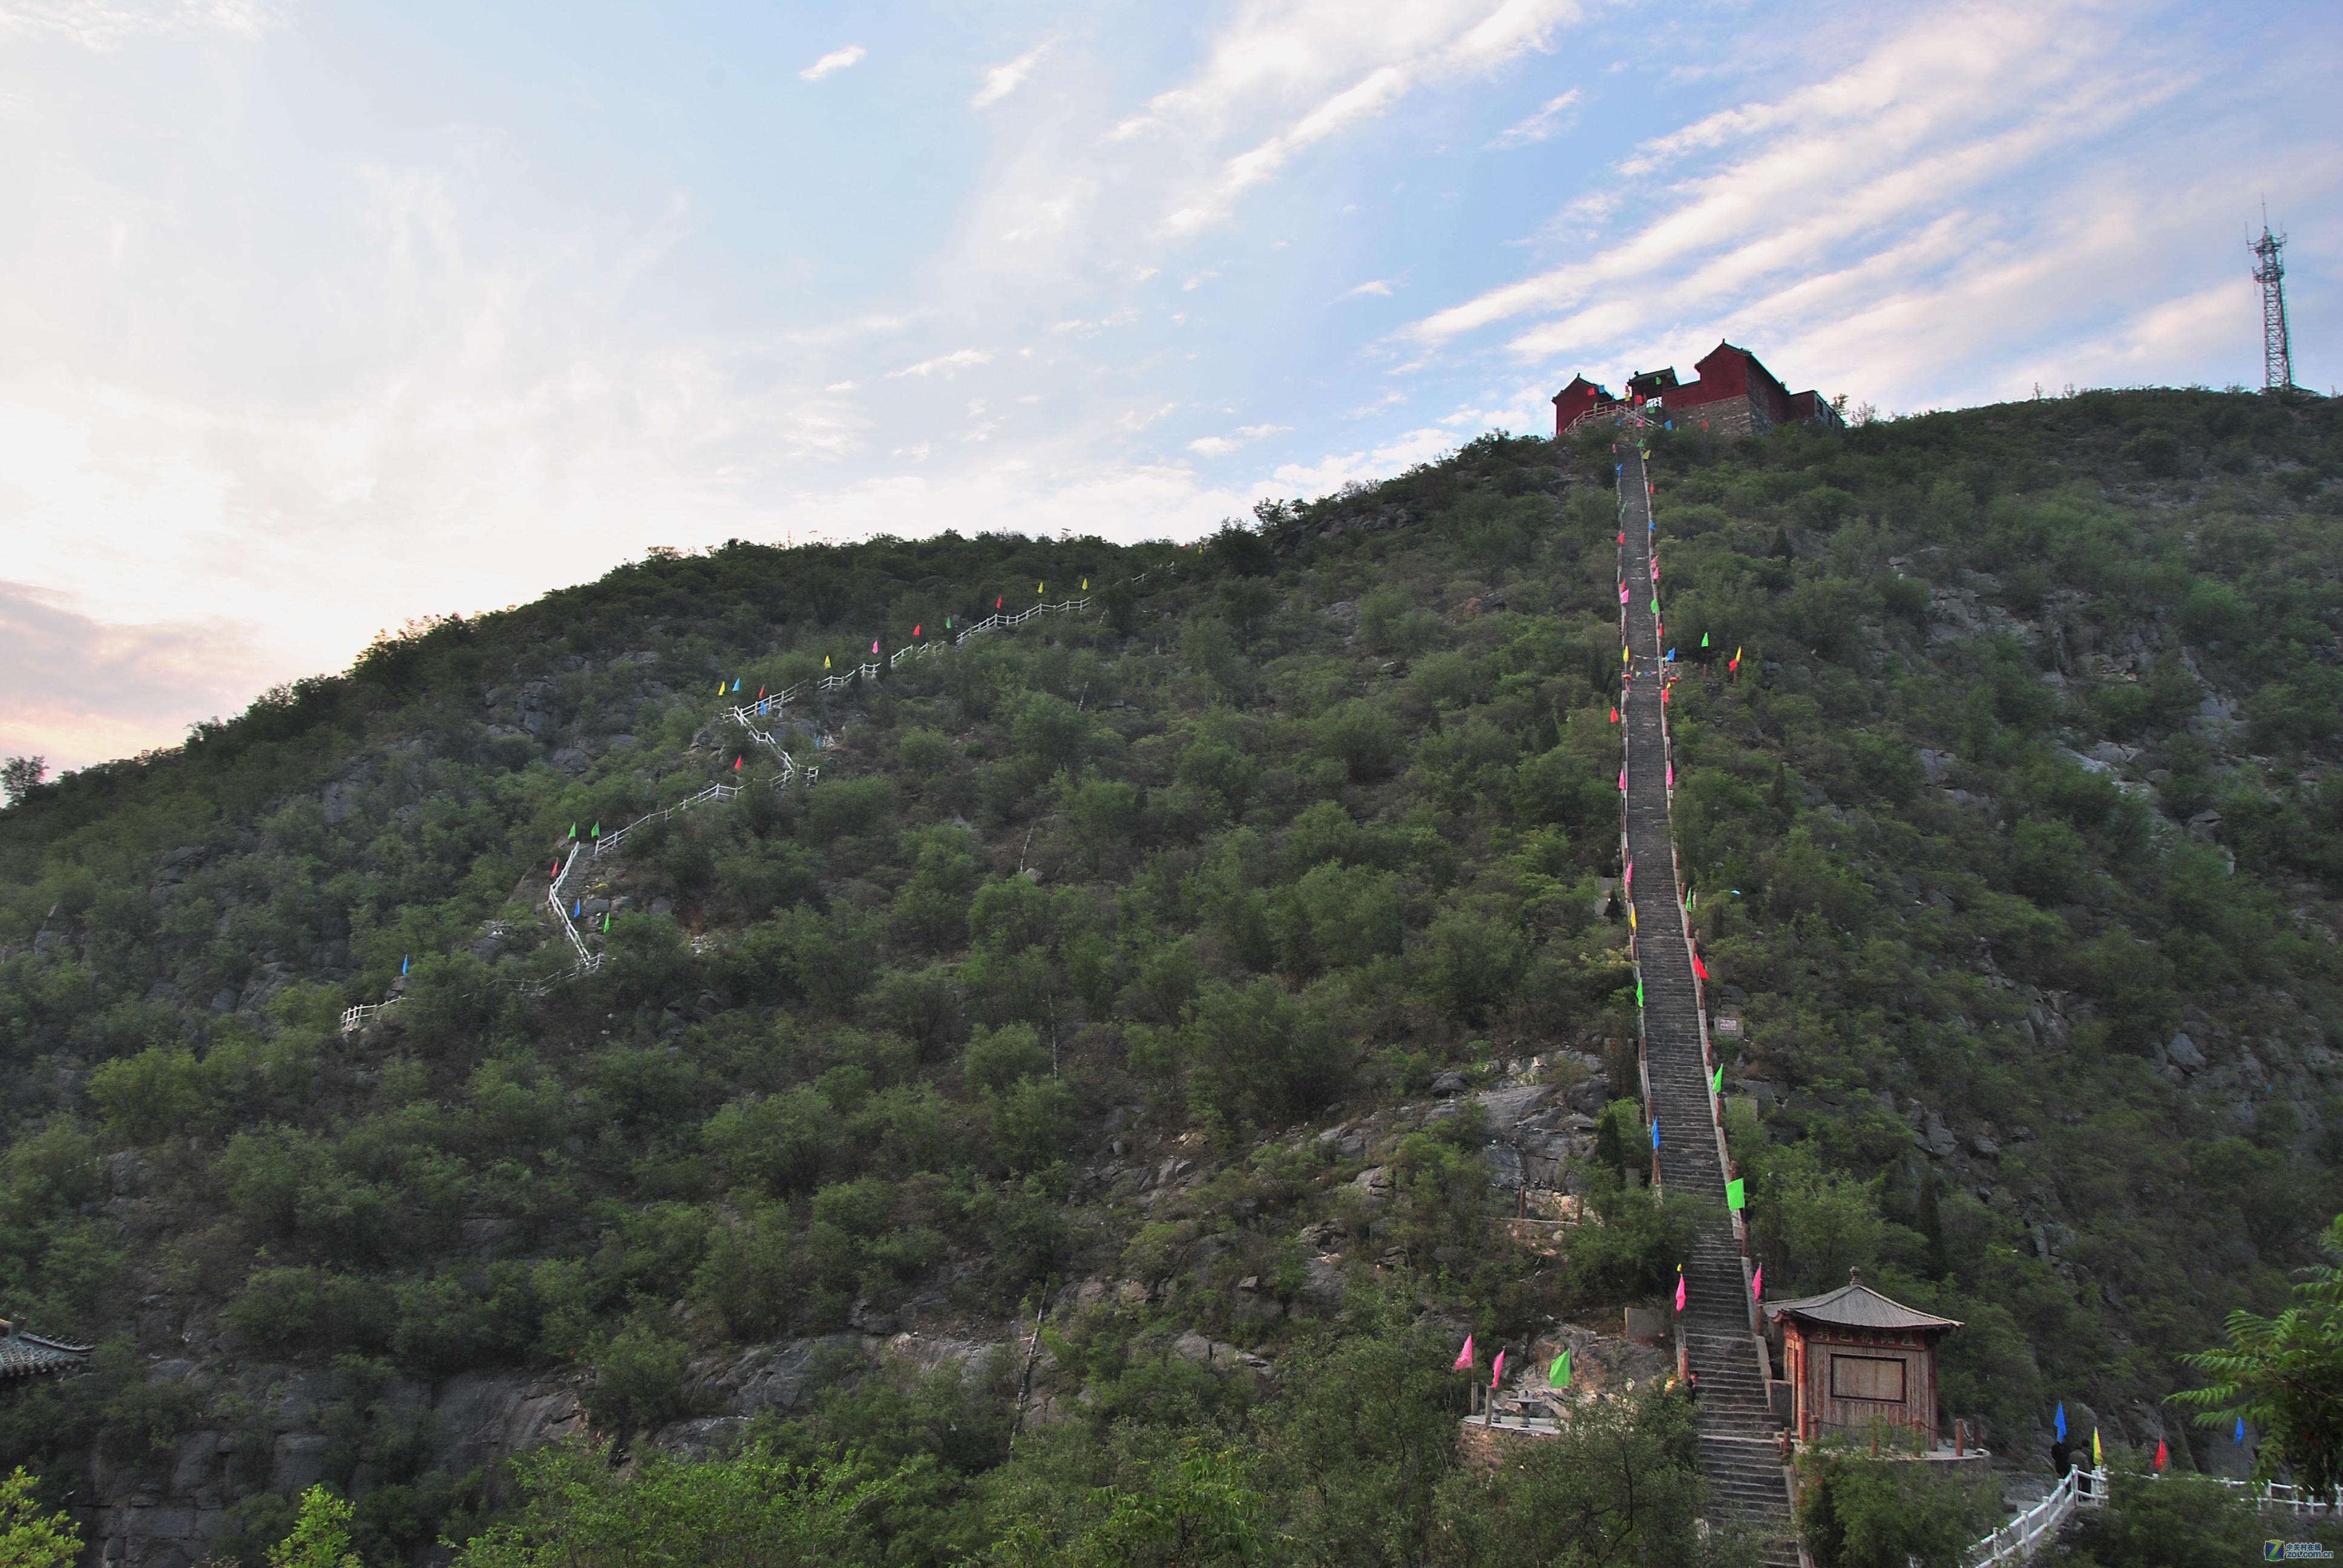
[733,756,742,771]
[913,624,921,638]
[1662,687,1671,705]
[1490,1350,1506,1388]
[1674,1269,1686,1312]
[1453,1334,1474,1371]
[1609,707,1619,724]
[2154,1439,2168,1470]
[1693,950,1709,981]
[996,595,1003,609]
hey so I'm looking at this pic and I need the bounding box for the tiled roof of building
[0,1321,94,1380]
[1764,1270,1962,1333]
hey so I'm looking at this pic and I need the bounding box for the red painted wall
[1552,377,1610,436]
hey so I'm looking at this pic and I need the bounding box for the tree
[0,1467,82,1568]
[0,755,44,806]
[1794,1448,1991,1568]
[2174,1212,2343,1491]
[267,1485,362,1568]
[451,1439,903,1568]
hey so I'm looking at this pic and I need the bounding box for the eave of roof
[1764,1281,1962,1333]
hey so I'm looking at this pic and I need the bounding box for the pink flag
[871,640,879,654]
[1624,861,1633,889]
[1666,763,1675,791]
[1752,1264,1763,1301]
[1453,1334,1474,1371]
[1490,1350,1506,1388]
[1674,1270,1686,1312]
[1618,768,1627,792]
[1620,584,1630,604]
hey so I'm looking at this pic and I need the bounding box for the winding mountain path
[1614,436,1798,1553]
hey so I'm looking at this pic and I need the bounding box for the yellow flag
[2092,1429,2102,1468]
[1081,577,1089,590]
[1734,645,1742,661]
[823,655,831,670]
[1037,581,1044,595]
[1621,646,1629,665]
[715,679,724,695]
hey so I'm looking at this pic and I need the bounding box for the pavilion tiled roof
[1764,1270,1962,1334]
[0,1321,93,1380]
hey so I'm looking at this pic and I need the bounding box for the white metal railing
[336,584,1127,1033]
[547,841,599,970]
[1965,1466,2342,1566]
[592,780,742,857]
[1967,1466,2089,1566]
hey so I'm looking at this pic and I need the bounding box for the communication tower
[2249,209,2294,393]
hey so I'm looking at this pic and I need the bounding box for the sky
[2,0,2336,774]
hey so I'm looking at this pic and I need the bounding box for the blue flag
[732,678,741,692]
[573,901,582,918]
[1650,1120,1660,1149]
[2235,1417,2246,1445]
[401,955,409,975]
[2054,1403,2067,1442]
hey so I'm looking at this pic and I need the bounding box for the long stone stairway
[1616,437,1799,1561]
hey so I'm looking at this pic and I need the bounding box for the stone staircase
[1617,439,1799,1565]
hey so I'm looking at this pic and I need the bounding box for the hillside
[2,387,2339,1565]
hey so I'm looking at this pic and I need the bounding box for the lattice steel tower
[2249,211,2294,393]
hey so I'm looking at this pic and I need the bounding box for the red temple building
[1553,342,1843,438]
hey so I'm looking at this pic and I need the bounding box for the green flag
[601,913,611,932]
[1702,632,1711,648]
[568,823,577,840]
[1726,1178,1746,1210]
[1650,596,1659,613]
[591,821,601,838]
[1550,1350,1570,1388]
[1711,1064,1723,1096]
[1635,978,1644,1007]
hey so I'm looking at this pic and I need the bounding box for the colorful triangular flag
[1726,1178,1746,1211]
[2054,1403,2068,1442]
[1751,1263,1763,1301]
[1550,1350,1570,1387]
[2154,1438,2167,1470]
[1453,1334,1474,1371]
[1674,1267,1686,1312]
[1490,1350,1505,1389]
[401,954,409,975]
[1711,1063,1723,1095]
[2091,1428,2102,1468]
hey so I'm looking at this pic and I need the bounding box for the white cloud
[798,44,866,82]
[884,347,994,378]
[1267,426,1453,494]
[0,0,281,48]
[973,39,1054,109]
[1344,278,1395,298]
[1187,422,1289,456]
[1404,1,2178,354]
[1489,87,1580,147]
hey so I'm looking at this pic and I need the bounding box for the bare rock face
[84,1364,589,1568]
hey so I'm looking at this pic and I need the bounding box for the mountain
[1,387,2338,1566]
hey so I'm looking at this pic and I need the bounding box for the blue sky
[1,0,2336,770]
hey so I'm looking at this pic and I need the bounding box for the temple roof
[0,1321,94,1380]
[1765,1270,1961,1334]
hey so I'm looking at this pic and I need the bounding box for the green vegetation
[1794,1445,1993,1568]
[0,387,2338,1562]
[2174,1212,2343,1491]
[0,1465,82,1568]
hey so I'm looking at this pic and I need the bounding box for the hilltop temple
[1554,341,1844,437]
